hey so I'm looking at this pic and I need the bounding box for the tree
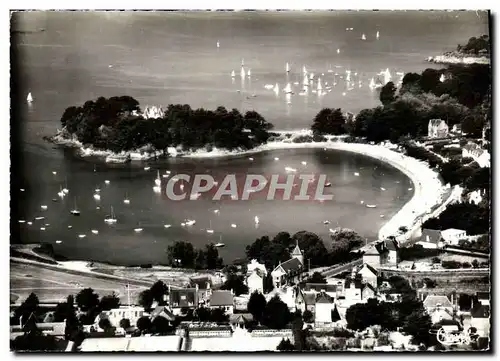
[308,272,327,284]
[302,310,314,323]
[119,318,131,330]
[247,291,267,323]
[277,338,295,351]
[264,273,275,293]
[138,289,154,311]
[263,295,291,330]
[136,316,152,333]
[423,278,436,288]
[166,241,195,268]
[293,231,328,268]
[220,275,248,296]
[76,288,100,312]
[98,318,113,332]
[419,68,441,93]
[99,293,120,311]
[15,293,39,322]
[150,280,168,305]
[402,310,432,346]
[311,108,347,135]
[380,81,397,105]
[152,316,174,335]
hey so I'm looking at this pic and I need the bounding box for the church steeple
[291,239,304,265]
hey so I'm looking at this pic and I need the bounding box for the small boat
[285,62,290,73]
[164,224,172,229]
[254,216,259,224]
[317,78,323,91]
[361,34,366,40]
[206,220,214,233]
[285,166,297,173]
[155,170,161,186]
[27,221,32,225]
[40,227,46,231]
[354,172,360,176]
[408,188,413,191]
[95,188,100,193]
[40,205,48,210]
[249,157,254,161]
[104,180,110,185]
[264,84,274,90]
[52,171,57,175]
[153,186,161,193]
[57,186,65,198]
[301,161,307,166]
[67,225,72,229]
[283,83,293,94]
[91,230,99,234]
[144,166,151,171]
[329,228,335,233]
[215,243,225,248]
[360,200,364,204]
[323,220,330,225]
[380,215,385,218]
[134,228,143,233]
[27,92,33,103]
[70,198,80,216]
[20,188,25,192]
[216,40,220,48]
[240,66,245,78]
[376,31,380,39]
[309,73,314,80]
[181,222,186,227]
[325,182,332,187]
[366,204,377,208]
[93,193,101,201]
[185,219,196,226]
[45,223,50,227]
[274,83,280,95]
[18,220,26,223]
[56,240,62,244]
[123,197,130,205]
[231,70,236,77]
[247,69,251,77]
[337,48,340,54]
[214,209,219,214]
[231,223,237,228]
[380,187,386,191]
[78,234,86,239]
[274,157,279,161]
[104,206,117,224]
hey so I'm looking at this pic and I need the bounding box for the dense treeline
[166,241,223,270]
[456,35,490,55]
[422,203,489,235]
[59,97,274,153]
[312,63,491,142]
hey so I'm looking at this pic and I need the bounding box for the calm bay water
[11,11,489,265]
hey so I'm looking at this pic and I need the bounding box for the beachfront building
[462,142,490,168]
[246,259,267,294]
[416,228,444,249]
[207,290,234,315]
[271,241,304,288]
[441,228,467,246]
[169,288,199,315]
[428,119,449,138]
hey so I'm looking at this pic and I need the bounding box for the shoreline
[43,130,447,268]
[426,54,490,65]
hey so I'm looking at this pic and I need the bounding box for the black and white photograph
[9,9,491,352]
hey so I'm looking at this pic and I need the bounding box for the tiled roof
[423,295,453,309]
[471,304,490,319]
[305,283,337,293]
[359,263,378,276]
[315,292,334,304]
[229,313,253,324]
[189,276,212,290]
[363,283,376,293]
[364,243,383,256]
[169,288,198,308]
[209,290,233,307]
[385,239,399,251]
[150,306,175,321]
[344,278,364,289]
[302,292,316,306]
[420,229,443,244]
[278,257,303,273]
[291,244,302,256]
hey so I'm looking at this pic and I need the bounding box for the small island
[427,35,490,65]
[47,96,275,163]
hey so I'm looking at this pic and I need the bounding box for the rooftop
[423,295,453,309]
[420,229,443,244]
[210,290,233,307]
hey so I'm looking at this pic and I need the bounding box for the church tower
[291,239,304,265]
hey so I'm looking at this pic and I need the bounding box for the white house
[441,228,467,246]
[271,242,304,288]
[314,292,336,325]
[416,229,444,249]
[356,263,378,289]
[470,304,490,338]
[428,119,449,138]
[362,239,399,268]
[462,142,490,168]
[208,290,234,315]
[246,259,267,294]
[94,306,147,330]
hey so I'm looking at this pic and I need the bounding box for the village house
[304,283,338,298]
[208,290,234,315]
[462,142,490,168]
[416,228,444,249]
[169,288,199,315]
[246,259,268,294]
[271,241,304,288]
[314,292,337,326]
[341,276,376,307]
[93,306,147,330]
[428,119,449,138]
[422,295,455,321]
[149,306,175,324]
[470,303,490,338]
[295,290,316,314]
[266,287,297,312]
[362,239,399,268]
[189,277,213,305]
[441,228,467,246]
[355,263,378,288]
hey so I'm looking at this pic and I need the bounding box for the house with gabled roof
[314,292,336,325]
[417,229,444,249]
[362,239,399,268]
[423,295,454,315]
[208,290,234,315]
[169,288,199,315]
[149,306,175,323]
[295,290,316,314]
[356,263,378,288]
[271,241,304,288]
